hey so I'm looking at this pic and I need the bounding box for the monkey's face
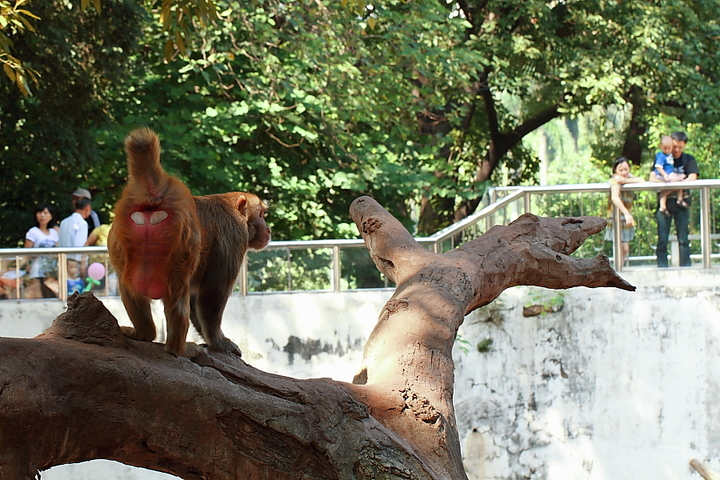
[249,205,271,251]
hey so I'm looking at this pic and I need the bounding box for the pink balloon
[88,262,106,281]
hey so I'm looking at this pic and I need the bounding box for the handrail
[490,179,720,194]
[488,179,719,271]
[3,179,720,301]
[0,246,107,256]
[426,189,527,245]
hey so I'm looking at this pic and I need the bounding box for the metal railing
[489,179,720,271]
[2,179,719,301]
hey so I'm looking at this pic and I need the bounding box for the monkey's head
[239,193,271,251]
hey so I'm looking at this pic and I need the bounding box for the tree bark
[622,87,646,164]
[0,196,634,480]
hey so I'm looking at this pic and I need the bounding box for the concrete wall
[456,269,720,480]
[3,269,720,479]
[1,289,391,480]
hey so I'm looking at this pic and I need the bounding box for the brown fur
[108,128,271,356]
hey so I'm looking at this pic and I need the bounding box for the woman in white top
[24,204,59,298]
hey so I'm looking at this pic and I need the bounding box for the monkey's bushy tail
[124,127,166,191]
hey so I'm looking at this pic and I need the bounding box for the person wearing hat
[72,188,102,232]
[59,197,92,248]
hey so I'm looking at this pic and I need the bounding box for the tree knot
[385,298,409,314]
[37,293,129,348]
[362,218,382,235]
[400,389,441,424]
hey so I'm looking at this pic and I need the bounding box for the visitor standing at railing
[71,188,103,232]
[23,203,60,298]
[85,224,111,247]
[59,197,93,280]
[649,131,699,268]
[59,197,92,249]
[605,157,643,265]
[653,135,687,216]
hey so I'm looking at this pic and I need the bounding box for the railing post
[14,255,21,300]
[103,257,111,297]
[701,185,712,269]
[523,191,532,214]
[58,252,68,302]
[332,245,341,292]
[286,248,292,290]
[239,256,248,295]
[612,205,624,272]
[486,188,494,231]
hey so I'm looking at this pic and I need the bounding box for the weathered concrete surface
[0,290,388,381]
[0,290,389,480]
[456,268,720,480]
[2,269,720,479]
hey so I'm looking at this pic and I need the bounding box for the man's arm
[683,154,700,181]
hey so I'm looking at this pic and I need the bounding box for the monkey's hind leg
[192,289,241,356]
[164,295,191,356]
[119,283,156,342]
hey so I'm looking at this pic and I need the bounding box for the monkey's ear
[236,195,247,214]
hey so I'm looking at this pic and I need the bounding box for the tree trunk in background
[622,89,646,164]
[539,129,550,185]
[0,197,634,480]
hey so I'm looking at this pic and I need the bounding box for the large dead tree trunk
[0,196,634,480]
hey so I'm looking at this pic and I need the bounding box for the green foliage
[454,334,472,355]
[478,0,720,184]
[524,289,565,315]
[476,338,493,354]
[247,249,333,292]
[0,0,145,247]
[244,245,388,292]
[3,1,720,248]
[0,0,40,95]
[87,0,484,241]
[339,247,388,289]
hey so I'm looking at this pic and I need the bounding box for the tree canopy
[2,0,720,246]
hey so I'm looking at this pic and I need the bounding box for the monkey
[108,128,271,357]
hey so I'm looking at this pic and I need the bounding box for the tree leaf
[164,38,174,61]
[3,63,16,82]
[175,31,186,56]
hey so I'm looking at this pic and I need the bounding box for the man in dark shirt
[649,131,699,267]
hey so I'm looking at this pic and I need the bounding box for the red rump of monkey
[108,128,271,356]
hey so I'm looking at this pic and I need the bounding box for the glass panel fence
[522,183,717,268]
[710,188,720,267]
[246,247,333,292]
[339,246,389,290]
[3,181,720,301]
[0,250,116,300]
